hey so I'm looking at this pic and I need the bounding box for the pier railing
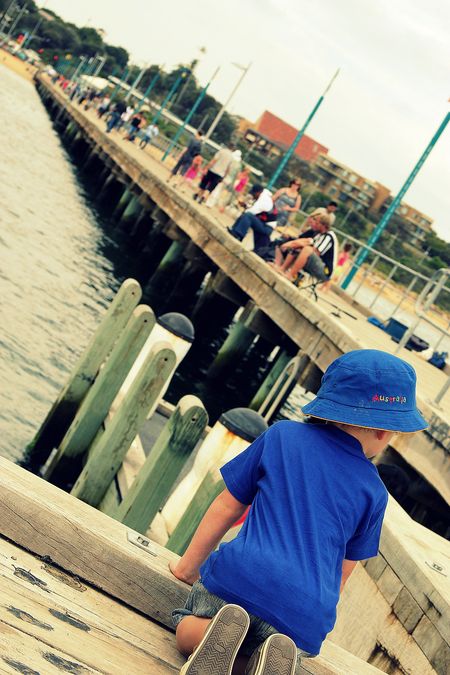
[322,223,450,346]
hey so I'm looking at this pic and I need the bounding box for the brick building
[239,110,328,162]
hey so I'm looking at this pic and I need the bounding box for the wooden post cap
[157,313,195,343]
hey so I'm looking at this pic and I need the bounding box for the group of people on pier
[52,71,352,289]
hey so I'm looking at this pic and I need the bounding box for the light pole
[125,64,146,102]
[150,68,189,125]
[0,1,27,46]
[135,66,163,113]
[341,111,450,290]
[204,61,251,140]
[0,0,17,35]
[267,69,339,189]
[21,15,43,50]
[162,66,220,162]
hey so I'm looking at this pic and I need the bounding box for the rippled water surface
[0,67,124,461]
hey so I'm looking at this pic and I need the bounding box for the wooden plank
[0,536,181,674]
[0,457,382,674]
[0,456,187,629]
[331,565,437,675]
[380,499,450,644]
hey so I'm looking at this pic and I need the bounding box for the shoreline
[0,47,38,82]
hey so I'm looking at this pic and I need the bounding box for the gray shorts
[172,580,313,672]
[303,253,329,281]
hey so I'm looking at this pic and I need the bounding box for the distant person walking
[126,114,142,142]
[194,144,236,204]
[167,130,204,186]
[105,100,127,133]
[139,122,159,149]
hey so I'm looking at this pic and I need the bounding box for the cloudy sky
[46,0,450,242]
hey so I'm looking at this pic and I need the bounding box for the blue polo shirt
[200,421,388,655]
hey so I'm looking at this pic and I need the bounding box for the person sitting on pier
[170,349,427,675]
[254,211,325,265]
[276,213,338,283]
[227,184,278,251]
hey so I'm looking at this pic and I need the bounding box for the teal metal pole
[135,68,161,112]
[341,111,450,290]
[162,66,219,162]
[150,68,189,125]
[109,66,129,102]
[267,69,339,190]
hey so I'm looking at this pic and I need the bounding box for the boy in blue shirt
[170,350,427,675]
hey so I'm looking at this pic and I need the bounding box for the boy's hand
[169,560,199,586]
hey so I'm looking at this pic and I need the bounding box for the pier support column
[165,260,210,314]
[191,272,243,336]
[113,185,133,221]
[120,194,143,230]
[144,240,187,311]
[207,302,259,379]
[248,349,292,411]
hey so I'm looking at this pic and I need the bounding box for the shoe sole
[248,633,297,675]
[180,604,250,675]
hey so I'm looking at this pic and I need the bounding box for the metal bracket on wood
[127,530,157,557]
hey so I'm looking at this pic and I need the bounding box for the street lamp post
[0,1,27,46]
[150,68,189,126]
[125,65,146,102]
[135,67,162,113]
[204,62,251,140]
[267,69,340,189]
[162,66,220,162]
[341,111,450,290]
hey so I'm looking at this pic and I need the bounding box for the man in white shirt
[228,185,277,250]
[308,201,338,226]
[194,144,236,204]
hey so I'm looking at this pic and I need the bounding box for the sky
[45,0,450,242]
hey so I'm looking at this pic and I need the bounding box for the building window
[400,206,408,215]
[329,187,338,195]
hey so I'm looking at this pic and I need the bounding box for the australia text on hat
[372,394,407,404]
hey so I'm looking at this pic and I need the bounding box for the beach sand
[0,48,38,82]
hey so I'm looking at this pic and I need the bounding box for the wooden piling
[207,307,257,378]
[249,349,292,410]
[45,305,156,485]
[23,279,142,471]
[166,469,225,555]
[111,395,208,532]
[162,408,267,535]
[70,342,176,507]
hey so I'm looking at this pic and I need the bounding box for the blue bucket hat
[301,349,427,433]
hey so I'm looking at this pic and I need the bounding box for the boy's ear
[375,429,388,440]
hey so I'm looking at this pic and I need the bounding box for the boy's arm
[340,559,357,593]
[169,488,247,585]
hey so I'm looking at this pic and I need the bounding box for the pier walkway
[35,73,449,508]
[0,458,384,674]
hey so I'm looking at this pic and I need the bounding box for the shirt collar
[313,423,368,460]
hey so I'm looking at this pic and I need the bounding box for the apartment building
[314,155,433,245]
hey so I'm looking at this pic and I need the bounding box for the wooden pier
[34,73,449,514]
[3,73,448,675]
[0,457,386,675]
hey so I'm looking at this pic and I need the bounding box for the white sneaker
[180,604,250,674]
[245,633,297,675]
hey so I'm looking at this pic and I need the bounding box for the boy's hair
[317,213,331,228]
[328,200,338,208]
[343,243,352,252]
